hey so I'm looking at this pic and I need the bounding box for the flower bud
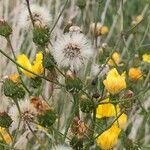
[71,117,88,139]
[3,79,25,99]
[63,21,73,33]
[80,95,94,113]
[69,26,81,33]
[0,112,12,128]
[0,20,12,37]
[66,70,76,80]
[33,26,50,46]
[43,52,55,70]
[77,0,86,10]
[70,136,83,149]
[65,77,83,93]
[30,77,42,88]
[37,110,56,128]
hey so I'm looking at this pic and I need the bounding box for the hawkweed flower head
[8,99,38,132]
[96,98,120,119]
[19,4,52,28]
[142,53,150,63]
[17,52,44,78]
[96,125,121,150]
[52,32,93,71]
[103,68,126,95]
[108,52,121,66]
[128,67,142,81]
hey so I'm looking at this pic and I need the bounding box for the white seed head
[8,99,37,132]
[52,32,93,71]
[19,4,52,28]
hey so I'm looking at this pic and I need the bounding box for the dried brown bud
[71,117,88,139]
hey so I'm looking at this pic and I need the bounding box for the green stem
[0,49,65,88]
[26,122,46,149]
[6,37,31,95]
[49,0,69,35]
[26,0,35,27]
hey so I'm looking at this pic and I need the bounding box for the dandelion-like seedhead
[9,99,37,132]
[52,32,93,71]
[19,4,52,28]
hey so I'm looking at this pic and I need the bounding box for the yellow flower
[108,52,121,66]
[114,113,128,128]
[17,52,44,78]
[96,98,120,119]
[132,15,143,25]
[0,127,12,144]
[96,125,121,150]
[135,15,143,23]
[103,68,126,95]
[100,25,109,35]
[9,73,20,83]
[142,54,150,63]
[128,67,142,80]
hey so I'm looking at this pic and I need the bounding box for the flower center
[22,111,34,122]
[63,43,81,59]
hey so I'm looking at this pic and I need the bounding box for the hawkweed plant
[0,0,150,150]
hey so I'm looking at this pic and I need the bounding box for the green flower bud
[65,77,83,93]
[0,20,12,37]
[37,110,56,128]
[77,0,86,10]
[3,79,25,99]
[43,52,55,70]
[30,77,42,88]
[80,95,94,113]
[0,112,12,128]
[70,136,83,149]
[33,26,50,47]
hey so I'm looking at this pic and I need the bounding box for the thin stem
[6,37,31,95]
[26,122,46,149]
[25,0,35,27]
[49,0,69,34]
[94,111,124,139]
[0,49,65,88]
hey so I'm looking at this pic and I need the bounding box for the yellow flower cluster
[96,98,127,150]
[17,52,44,78]
[103,68,126,95]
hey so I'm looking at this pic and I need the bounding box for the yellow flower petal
[142,54,150,63]
[96,125,121,150]
[114,113,128,128]
[103,68,126,95]
[96,98,120,118]
[108,52,121,66]
[17,52,44,78]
